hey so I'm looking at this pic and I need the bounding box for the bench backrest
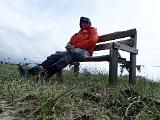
[94,28,137,51]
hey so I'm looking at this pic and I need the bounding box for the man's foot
[28,65,49,78]
[18,65,28,76]
[33,66,46,78]
[37,66,50,79]
[18,65,49,79]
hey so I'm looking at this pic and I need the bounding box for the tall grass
[0,64,160,120]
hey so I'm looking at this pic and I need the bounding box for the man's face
[81,22,89,29]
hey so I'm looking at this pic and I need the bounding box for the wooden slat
[98,34,110,43]
[94,43,112,51]
[114,42,138,54]
[118,38,134,47]
[78,55,110,62]
[98,28,136,43]
[94,38,134,51]
[77,55,129,65]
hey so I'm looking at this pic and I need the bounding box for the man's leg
[40,51,66,70]
[44,51,74,77]
[69,48,90,61]
[27,51,74,78]
[46,48,90,77]
[18,49,89,78]
[18,51,66,77]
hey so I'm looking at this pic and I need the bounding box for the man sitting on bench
[18,17,99,78]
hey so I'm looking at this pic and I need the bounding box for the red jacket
[70,27,98,56]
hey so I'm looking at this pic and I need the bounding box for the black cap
[80,17,91,28]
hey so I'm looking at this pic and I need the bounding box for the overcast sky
[0,0,160,80]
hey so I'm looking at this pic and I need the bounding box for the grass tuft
[0,64,160,119]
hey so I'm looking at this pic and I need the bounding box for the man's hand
[65,45,75,50]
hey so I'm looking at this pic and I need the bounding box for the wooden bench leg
[129,33,137,84]
[73,62,80,79]
[129,53,136,84]
[56,70,62,81]
[109,48,118,85]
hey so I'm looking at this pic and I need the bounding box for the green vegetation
[0,64,160,120]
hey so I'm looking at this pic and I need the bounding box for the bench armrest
[114,42,138,54]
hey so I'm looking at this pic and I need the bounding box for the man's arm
[65,39,75,50]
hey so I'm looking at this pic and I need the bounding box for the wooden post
[129,54,136,84]
[74,62,80,79]
[129,30,137,84]
[56,70,62,81]
[109,45,118,85]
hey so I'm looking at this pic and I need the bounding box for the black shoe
[37,66,49,79]
[18,65,28,76]
[29,66,48,78]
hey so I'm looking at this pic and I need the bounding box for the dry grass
[0,64,160,120]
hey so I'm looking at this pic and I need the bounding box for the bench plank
[78,55,110,62]
[78,55,129,65]
[114,42,138,54]
[118,38,134,47]
[94,38,135,51]
[94,43,112,51]
[98,28,136,43]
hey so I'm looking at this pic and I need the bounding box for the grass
[0,64,160,120]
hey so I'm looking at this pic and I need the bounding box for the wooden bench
[59,28,138,85]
